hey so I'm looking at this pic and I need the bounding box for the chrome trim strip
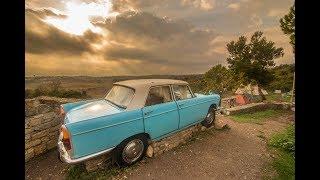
[144,108,177,118]
[72,117,143,136]
[57,134,114,164]
[178,99,213,110]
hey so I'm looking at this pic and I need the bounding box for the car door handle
[179,103,185,107]
[144,110,153,116]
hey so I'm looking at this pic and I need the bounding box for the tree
[204,64,235,94]
[268,64,295,92]
[226,31,284,86]
[280,5,295,52]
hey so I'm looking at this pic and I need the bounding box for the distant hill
[25,75,204,98]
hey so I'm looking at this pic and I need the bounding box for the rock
[25,148,34,162]
[146,145,154,158]
[28,115,43,126]
[25,139,41,149]
[201,126,206,131]
[84,154,112,172]
[31,129,49,139]
[34,121,51,131]
[25,128,33,135]
[274,90,281,94]
[46,139,57,150]
[214,119,230,130]
[34,144,46,155]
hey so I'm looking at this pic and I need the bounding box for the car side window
[145,86,172,106]
[172,85,193,101]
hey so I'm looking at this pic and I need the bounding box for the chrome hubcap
[122,139,144,163]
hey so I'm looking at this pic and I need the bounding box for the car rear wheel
[201,107,216,128]
[115,135,148,167]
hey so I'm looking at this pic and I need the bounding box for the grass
[66,162,140,180]
[265,93,292,103]
[230,109,291,124]
[268,124,295,180]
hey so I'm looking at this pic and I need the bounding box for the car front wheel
[115,135,148,167]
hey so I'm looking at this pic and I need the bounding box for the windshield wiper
[105,99,127,109]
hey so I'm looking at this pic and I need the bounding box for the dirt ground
[25,113,294,180]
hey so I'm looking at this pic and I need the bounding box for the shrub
[269,124,295,153]
[25,81,89,99]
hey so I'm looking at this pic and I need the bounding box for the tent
[234,84,267,104]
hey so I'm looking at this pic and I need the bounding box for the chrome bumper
[57,132,115,164]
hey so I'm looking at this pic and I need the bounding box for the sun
[44,0,118,35]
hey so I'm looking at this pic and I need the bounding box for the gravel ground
[25,114,294,180]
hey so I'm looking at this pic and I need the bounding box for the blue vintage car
[58,79,221,166]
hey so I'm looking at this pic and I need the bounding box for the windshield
[105,85,134,108]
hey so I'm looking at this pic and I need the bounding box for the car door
[172,84,207,128]
[143,85,180,139]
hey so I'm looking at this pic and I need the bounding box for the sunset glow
[44,0,118,35]
[26,0,294,76]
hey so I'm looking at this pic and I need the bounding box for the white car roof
[114,79,189,110]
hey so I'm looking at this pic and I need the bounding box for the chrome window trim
[143,85,174,107]
[172,84,195,101]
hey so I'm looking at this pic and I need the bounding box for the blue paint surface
[62,91,220,159]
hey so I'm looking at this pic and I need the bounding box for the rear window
[105,85,134,108]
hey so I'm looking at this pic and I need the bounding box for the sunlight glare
[44,0,118,35]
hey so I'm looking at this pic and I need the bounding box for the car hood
[65,100,123,123]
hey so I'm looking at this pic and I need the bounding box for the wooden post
[290,72,295,103]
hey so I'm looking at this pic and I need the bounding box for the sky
[25,0,295,76]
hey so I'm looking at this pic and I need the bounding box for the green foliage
[269,124,295,153]
[66,164,119,180]
[188,76,207,94]
[25,80,89,99]
[280,5,295,52]
[204,65,236,94]
[272,151,295,180]
[230,109,291,124]
[267,64,294,92]
[265,93,292,103]
[226,31,284,86]
[66,162,140,180]
[268,125,295,179]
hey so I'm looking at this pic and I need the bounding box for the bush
[267,64,295,92]
[269,124,295,153]
[203,65,237,95]
[268,124,295,179]
[25,81,89,99]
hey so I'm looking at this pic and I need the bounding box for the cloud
[25,8,101,55]
[181,0,215,11]
[95,11,219,67]
[25,0,294,76]
[227,3,240,11]
[248,14,263,29]
[267,9,287,17]
[111,0,215,12]
[26,0,66,10]
[25,8,67,19]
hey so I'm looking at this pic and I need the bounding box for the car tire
[114,135,148,167]
[201,107,216,128]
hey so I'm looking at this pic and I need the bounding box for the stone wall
[25,96,81,162]
[221,102,292,115]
